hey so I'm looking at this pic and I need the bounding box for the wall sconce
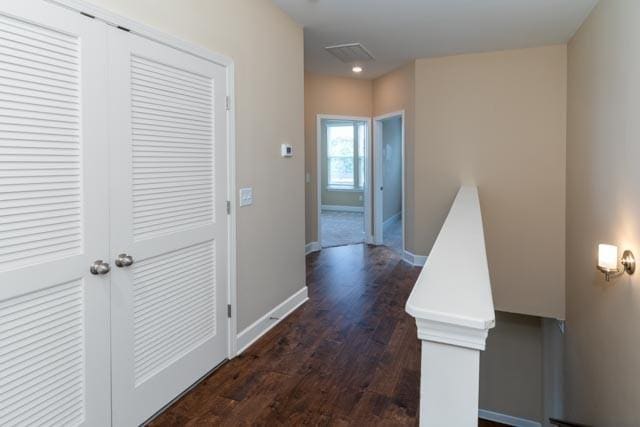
[597,244,635,281]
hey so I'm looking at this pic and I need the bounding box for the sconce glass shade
[598,244,619,271]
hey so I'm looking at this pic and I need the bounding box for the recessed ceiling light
[352,66,363,73]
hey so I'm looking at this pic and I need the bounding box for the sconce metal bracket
[598,250,635,281]
[622,250,636,275]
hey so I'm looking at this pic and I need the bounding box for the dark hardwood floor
[150,243,506,426]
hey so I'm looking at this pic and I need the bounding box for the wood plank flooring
[150,244,506,426]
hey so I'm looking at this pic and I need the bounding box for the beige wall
[304,72,373,243]
[373,63,416,251]
[86,0,305,332]
[480,312,543,423]
[566,1,640,425]
[414,46,567,319]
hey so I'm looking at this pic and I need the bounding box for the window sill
[326,186,363,192]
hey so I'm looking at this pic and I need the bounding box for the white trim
[325,185,364,193]
[236,287,309,355]
[48,0,233,67]
[321,205,364,213]
[226,64,238,358]
[383,211,402,228]
[416,318,489,350]
[317,114,372,248]
[305,241,321,255]
[479,409,541,427]
[404,250,427,266]
[373,111,405,251]
[46,0,239,358]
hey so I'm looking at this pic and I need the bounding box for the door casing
[316,114,373,247]
[373,110,405,253]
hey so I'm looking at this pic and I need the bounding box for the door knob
[90,260,110,275]
[115,253,134,268]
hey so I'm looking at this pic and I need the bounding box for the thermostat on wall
[281,144,293,157]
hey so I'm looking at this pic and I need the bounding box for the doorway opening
[374,111,405,256]
[316,115,372,248]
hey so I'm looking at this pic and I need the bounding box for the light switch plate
[281,143,293,157]
[239,187,253,207]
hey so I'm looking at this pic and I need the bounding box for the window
[327,124,355,187]
[326,121,366,190]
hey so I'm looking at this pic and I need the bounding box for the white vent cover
[324,43,374,63]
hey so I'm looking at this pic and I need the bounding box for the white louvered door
[0,1,110,426]
[107,27,229,425]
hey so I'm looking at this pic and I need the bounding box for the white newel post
[415,318,491,427]
[404,186,495,427]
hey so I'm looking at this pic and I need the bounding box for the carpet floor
[320,210,365,247]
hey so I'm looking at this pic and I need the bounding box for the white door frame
[47,0,239,358]
[373,111,405,254]
[316,114,373,247]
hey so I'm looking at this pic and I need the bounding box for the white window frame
[325,120,366,191]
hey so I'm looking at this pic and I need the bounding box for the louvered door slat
[109,28,228,426]
[0,2,110,426]
[130,55,214,241]
[0,11,80,273]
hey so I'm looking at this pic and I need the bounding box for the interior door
[0,1,110,425]
[107,26,229,425]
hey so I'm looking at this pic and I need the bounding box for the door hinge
[225,96,231,111]
[227,304,232,318]
[226,200,231,215]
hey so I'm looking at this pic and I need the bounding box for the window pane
[358,157,365,188]
[329,157,354,186]
[327,125,354,157]
[327,123,355,186]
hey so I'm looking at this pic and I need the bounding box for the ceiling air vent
[324,43,375,63]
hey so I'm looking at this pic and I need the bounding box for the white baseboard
[236,286,309,355]
[305,241,321,255]
[321,204,364,213]
[479,409,541,427]
[383,211,401,227]
[403,250,427,266]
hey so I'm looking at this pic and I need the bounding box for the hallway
[151,244,420,425]
[150,244,505,426]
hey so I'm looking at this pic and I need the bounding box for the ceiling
[272,0,598,79]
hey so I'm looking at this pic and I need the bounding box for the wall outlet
[239,187,253,207]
